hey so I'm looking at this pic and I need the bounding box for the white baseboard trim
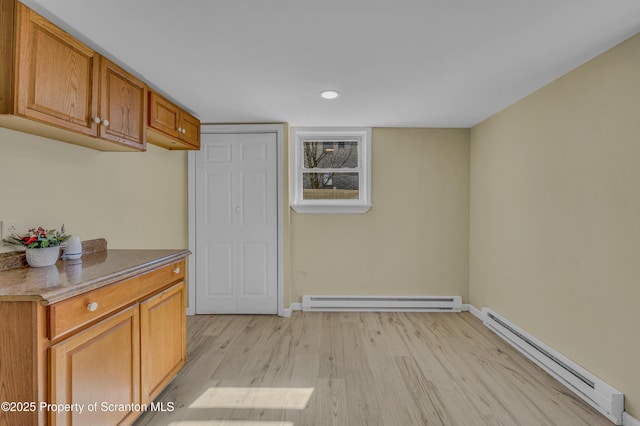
[624,411,640,426]
[280,303,303,318]
[302,295,463,312]
[464,304,483,320]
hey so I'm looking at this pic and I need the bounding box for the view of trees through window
[302,140,359,200]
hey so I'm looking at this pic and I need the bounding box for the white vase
[25,246,60,267]
[62,235,82,260]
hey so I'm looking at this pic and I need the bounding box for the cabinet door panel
[148,91,180,138]
[140,281,186,404]
[16,5,99,135]
[180,110,200,148]
[100,58,147,150]
[50,305,140,426]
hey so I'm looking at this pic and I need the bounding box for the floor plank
[134,312,610,426]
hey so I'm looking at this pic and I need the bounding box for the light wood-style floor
[134,312,609,426]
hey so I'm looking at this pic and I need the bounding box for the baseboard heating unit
[302,295,462,312]
[482,308,624,425]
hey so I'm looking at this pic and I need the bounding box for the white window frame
[290,127,372,214]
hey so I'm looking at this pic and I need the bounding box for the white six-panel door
[195,132,278,314]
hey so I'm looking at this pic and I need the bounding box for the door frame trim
[188,124,285,316]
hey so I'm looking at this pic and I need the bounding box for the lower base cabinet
[48,278,186,425]
[49,306,141,426]
[140,282,187,404]
[0,257,188,426]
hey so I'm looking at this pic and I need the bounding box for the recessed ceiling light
[320,90,340,100]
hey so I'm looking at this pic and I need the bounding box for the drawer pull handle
[87,302,99,312]
[173,267,181,274]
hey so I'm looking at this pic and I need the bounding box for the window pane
[303,141,358,169]
[303,172,359,200]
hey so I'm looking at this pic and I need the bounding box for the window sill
[291,204,372,214]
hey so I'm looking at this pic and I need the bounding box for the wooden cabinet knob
[173,267,181,274]
[87,302,99,312]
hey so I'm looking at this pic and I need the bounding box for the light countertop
[0,249,190,305]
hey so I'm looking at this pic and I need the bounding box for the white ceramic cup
[63,236,82,260]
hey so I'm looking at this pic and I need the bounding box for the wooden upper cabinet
[179,110,200,148]
[148,91,200,150]
[15,3,100,137]
[148,91,180,139]
[99,58,147,150]
[0,0,147,151]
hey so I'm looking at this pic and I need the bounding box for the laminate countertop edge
[0,249,191,305]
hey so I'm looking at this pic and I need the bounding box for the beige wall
[0,128,188,250]
[281,123,293,307]
[470,33,640,416]
[289,127,470,303]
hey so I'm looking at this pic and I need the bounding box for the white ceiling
[22,0,640,128]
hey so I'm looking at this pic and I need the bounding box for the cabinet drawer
[48,260,185,341]
[130,260,185,301]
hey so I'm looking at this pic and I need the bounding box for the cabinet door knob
[177,127,182,133]
[173,267,181,274]
[182,128,187,134]
[93,117,102,124]
[102,119,110,127]
[87,302,99,312]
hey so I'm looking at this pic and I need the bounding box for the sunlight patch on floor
[189,387,314,410]
[168,421,294,426]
